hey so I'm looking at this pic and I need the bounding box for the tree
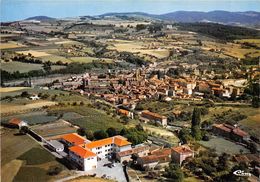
[86,130,94,140]
[192,107,201,127]
[43,61,52,73]
[19,126,30,134]
[106,127,117,137]
[21,91,29,97]
[248,142,257,154]
[191,126,202,140]
[178,128,192,144]
[164,163,184,182]
[252,96,259,108]
[77,127,86,136]
[94,130,108,140]
[217,153,230,171]
[191,108,202,140]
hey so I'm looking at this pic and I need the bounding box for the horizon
[1,0,260,22]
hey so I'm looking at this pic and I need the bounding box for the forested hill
[176,22,260,41]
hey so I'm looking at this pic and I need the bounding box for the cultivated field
[17,50,51,57]
[1,61,65,73]
[1,128,37,166]
[1,100,56,115]
[31,119,78,137]
[48,105,123,131]
[0,87,29,93]
[202,41,260,58]
[0,41,26,49]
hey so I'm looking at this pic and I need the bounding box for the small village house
[140,110,167,126]
[8,118,28,129]
[171,145,194,165]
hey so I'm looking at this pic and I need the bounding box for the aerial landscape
[0,0,260,182]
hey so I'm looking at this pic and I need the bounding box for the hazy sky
[1,0,260,22]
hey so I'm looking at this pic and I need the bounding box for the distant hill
[100,11,260,25]
[25,16,55,21]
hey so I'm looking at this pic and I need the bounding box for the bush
[47,166,62,176]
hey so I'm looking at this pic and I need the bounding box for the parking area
[82,158,127,182]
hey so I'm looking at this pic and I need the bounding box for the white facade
[69,151,97,171]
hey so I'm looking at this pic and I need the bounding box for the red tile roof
[69,145,96,159]
[61,133,87,146]
[9,118,22,125]
[172,145,193,154]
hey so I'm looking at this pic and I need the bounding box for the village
[1,10,260,182]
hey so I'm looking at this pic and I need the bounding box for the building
[69,145,97,171]
[171,145,194,165]
[116,145,149,163]
[47,140,64,152]
[59,133,132,171]
[117,109,134,119]
[140,110,167,126]
[8,118,28,128]
[212,124,250,142]
[137,148,172,169]
[60,133,90,148]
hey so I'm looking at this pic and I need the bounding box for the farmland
[1,100,56,115]
[0,41,26,49]
[48,105,124,131]
[1,61,65,73]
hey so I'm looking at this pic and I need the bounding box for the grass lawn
[199,136,249,155]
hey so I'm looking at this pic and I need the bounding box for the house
[171,145,194,165]
[59,133,133,171]
[140,110,167,126]
[8,118,28,128]
[230,127,250,142]
[137,148,172,169]
[212,123,250,142]
[212,123,233,138]
[117,109,134,119]
[116,145,149,163]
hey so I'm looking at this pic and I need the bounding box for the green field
[18,147,57,165]
[1,61,65,73]
[48,105,124,131]
[13,146,67,182]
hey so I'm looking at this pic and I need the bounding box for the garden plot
[31,119,78,137]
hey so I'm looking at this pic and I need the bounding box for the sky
[1,0,260,22]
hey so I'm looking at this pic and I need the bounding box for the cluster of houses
[76,70,246,107]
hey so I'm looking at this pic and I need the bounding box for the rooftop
[61,133,89,146]
[69,145,96,159]
[9,118,23,125]
[172,145,193,154]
